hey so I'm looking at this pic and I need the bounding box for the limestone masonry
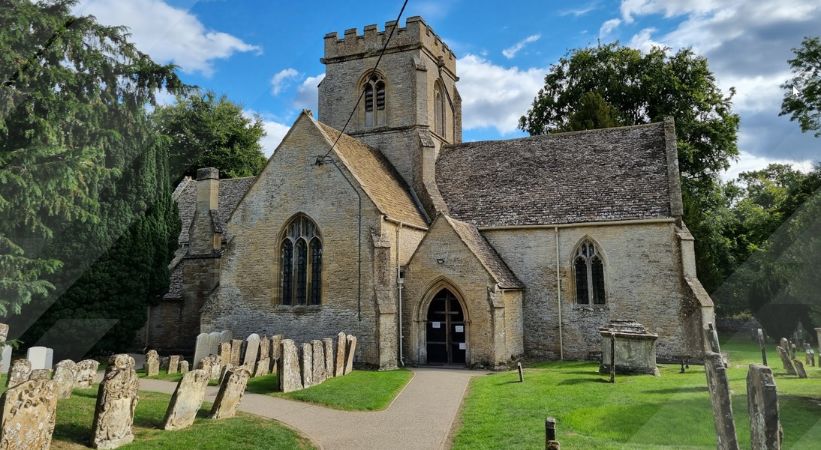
[147,16,714,369]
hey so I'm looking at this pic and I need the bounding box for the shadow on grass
[53,423,91,446]
[643,386,708,395]
[558,377,611,385]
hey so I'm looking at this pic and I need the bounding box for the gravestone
[778,338,790,359]
[193,333,209,369]
[218,342,231,366]
[199,355,219,381]
[160,357,170,371]
[0,345,11,374]
[805,349,815,367]
[323,338,335,377]
[792,359,807,378]
[279,339,302,393]
[311,340,326,385]
[209,367,251,420]
[91,354,138,449]
[756,328,767,366]
[75,359,100,388]
[168,355,181,374]
[230,339,242,366]
[776,346,797,375]
[26,346,53,370]
[219,364,235,384]
[301,343,314,388]
[254,358,270,377]
[599,320,659,375]
[344,335,357,375]
[219,330,232,345]
[704,352,740,450]
[243,334,261,370]
[179,360,189,374]
[208,332,222,358]
[145,350,160,377]
[259,336,270,360]
[0,323,7,342]
[53,360,77,399]
[162,369,209,430]
[335,332,347,376]
[0,379,57,450]
[6,359,32,388]
[815,328,821,355]
[747,364,782,450]
[29,369,51,381]
[271,335,283,362]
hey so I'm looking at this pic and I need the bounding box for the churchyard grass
[137,369,184,383]
[452,337,821,449]
[0,378,314,449]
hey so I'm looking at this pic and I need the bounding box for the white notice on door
[458,343,466,350]
[432,321,441,329]
[455,325,464,333]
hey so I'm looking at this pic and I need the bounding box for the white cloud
[627,28,663,53]
[294,74,326,112]
[722,151,814,181]
[74,0,260,76]
[598,18,622,40]
[502,34,541,59]
[243,109,289,157]
[559,2,600,17]
[457,54,545,134]
[270,68,299,96]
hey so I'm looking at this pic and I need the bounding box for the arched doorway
[425,288,466,365]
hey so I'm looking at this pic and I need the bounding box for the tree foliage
[563,91,622,131]
[781,36,821,136]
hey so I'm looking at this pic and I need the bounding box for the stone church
[146,16,715,369]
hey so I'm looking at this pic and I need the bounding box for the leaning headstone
[704,351,740,450]
[776,346,797,375]
[756,328,768,366]
[179,360,189,374]
[792,359,808,378]
[815,328,821,355]
[29,369,51,381]
[145,350,160,377]
[198,355,219,381]
[208,331,222,359]
[162,369,209,430]
[0,323,7,342]
[271,335,283,361]
[706,323,722,354]
[311,340,327,385]
[779,338,790,358]
[747,364,782,450]
[279,339,302,393]
[254,358,270,377]
[75,359,100,388]
[193,333,209,369]
[344,335,357,375]
[209,367,251,420]
[259,336,270,361]
[335,332,346,377]
[91,354,139,450]
[7,359,32,388]
[230,339,242,366]
[0,378,57,449]
[168,355,181,375]
[243,334,261,370]
[53,360,77,399]
[301,343,314,388]
[26,346,53,370]
[218,342,231,366]
[218,364,235,384]
[323,338,335,377]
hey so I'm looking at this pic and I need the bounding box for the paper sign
[431,322,441,329]
[455,325,464,333]
[458,343,466,350]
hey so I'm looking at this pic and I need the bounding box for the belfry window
[280,215,322,305]
[363,73,386,127]
[434,83,444,136]
[574,239,606,305]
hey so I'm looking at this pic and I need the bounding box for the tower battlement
[322,16,456,73]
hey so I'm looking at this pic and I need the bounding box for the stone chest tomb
[599,320,659,375]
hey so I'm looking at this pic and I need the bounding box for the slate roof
[436,122,676,227]
[443,215,524,289]
[316,120,428,228]
[175,176,256,244]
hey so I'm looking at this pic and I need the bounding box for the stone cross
[279,339,303,393]
[230,339,242,366]
[145,350,160,377]
[792,359,808,378]
[193,333,209,369]
[335,332,346,377]
[311,340,327,385]
[756,328,767,366]
[74,359,100,388]
[168,355,181,374]
[344,335,357,375]
[91,354,139,450]
[323,338,335,378]
[179,360,189,374]
[301,343,314,388]
[53,360,77,399]
[776,346,797,375]
[746,364,782,449]
[0,379,57,450]
[704,352,740,450]
[162,369,209,430]
[6,359,32,388]
[26,346,53,370]
[243,334,261,371]
[209,367,251,420]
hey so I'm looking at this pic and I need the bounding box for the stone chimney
[189,167,221,254]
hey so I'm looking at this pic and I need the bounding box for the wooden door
[425,289,466,365]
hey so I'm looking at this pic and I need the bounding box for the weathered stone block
[279,339,302,393]
[792,359,807,378]
[776,346,796,375]
[254,358,270,377]
[199,355,219,381]
[301,343,313,388]
[243,334,261,370]
[209,367,251,420]
[344,335,357,375]
[323,338,335,377]
[53,360,77,399]
[218,342,231,366]
[599,320,658,375]
[6,359,31,388]
[168,355,181,374]
[704,352,739,450]
[311,340,326,385]
[145,350,160,377]
[179,360,189,374]
[0,379,57,450]
[0,345,11,374]
[747,364,781,450]
[230,339,242,366]
[335,332,346,377]
[26,347,53,371]
[75,359,100,388]
[208,331,222,358]
[193,333,209,369]
[162,369,209,430]
[91,354,138,450]
[259,335,270,360]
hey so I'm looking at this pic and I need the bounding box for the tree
[519,44,740,290]
[563,91,622,131]
[781,36,821,136]
[154,91,267,182]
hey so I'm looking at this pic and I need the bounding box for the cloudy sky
[73,0,820,179]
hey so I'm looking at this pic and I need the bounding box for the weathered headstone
[75,359,100,388]
[757,328,768,366]
[311,340,327,385]
[335,332,347,376]
[805,349,815,367]
[179,360,189,374]
[0,323,7,342]
[199,355,219,381]
[279,339,302,393]
[706,323,722,354]
[208,331,222,358]
[29,369,51,381]
[344,335,357,375]
[0,379,57,450]
[26,346,53,370]
[219,330,232,345]
[254,358,270,377]
[230,339,243,366]
[776,346,797,375]
[301,343,314,388]
[53,360,77,399]
[747,364,782,450]
[517,362,524,382]
[91,354,139,450]
[218,342,231,366]
[168,355,181,375]
[271,335,283,362]
[193,333,209,369]
[209,367,251,420]
[259,336,270,360]
[243,334,261,370]
[159,357,170,371]
[145,350,160,377]
[218,364,235,384]
[6,359,32,388]
[792,359,807,378]
[815,328,821,355]
[0,345,11,374]
[162,369,209,430]
[323,338,335,377]
[704,352,740,450]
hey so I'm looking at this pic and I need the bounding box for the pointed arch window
[363,73,386,127]
[574,240,606,305]
[434,82,444,136]
[280,215,322,305]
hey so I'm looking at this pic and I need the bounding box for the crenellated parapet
[322,16,456,73]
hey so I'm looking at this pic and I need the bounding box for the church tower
[318,16,460,216]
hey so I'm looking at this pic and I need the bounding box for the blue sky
[74,0,820,178]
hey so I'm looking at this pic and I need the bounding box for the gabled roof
[175,176,256,244]
[436,122,677,227]
[314,118,428,228]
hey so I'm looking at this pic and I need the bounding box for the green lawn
[137,369,184,383]
[453,337,821,449]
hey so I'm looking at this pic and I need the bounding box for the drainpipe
[396,222,405,366]
[555,226,564,360]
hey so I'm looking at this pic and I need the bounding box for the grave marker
[145,350,160,377]
[91,354,138,449]
[6,359,31,388]
[75,359,100,388]
[301,343,313,388]
[168,355,181,375]
[209,367,251,420]
[162,369,209,430]
[323,338,335,377]
[344,335,357,375]
[335,332,346,377]
[279,339,302,393]
[53,360,77,399]
[26,346,53,370]
[193,333,209,369]
[704,352,740,450]
[179,360,189,374]
[230,339,242,366]
[776,346,797,375]
[0,379,57,450]
[243,334,261,370]
[746,364,782,450]
[311,340,326,385]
